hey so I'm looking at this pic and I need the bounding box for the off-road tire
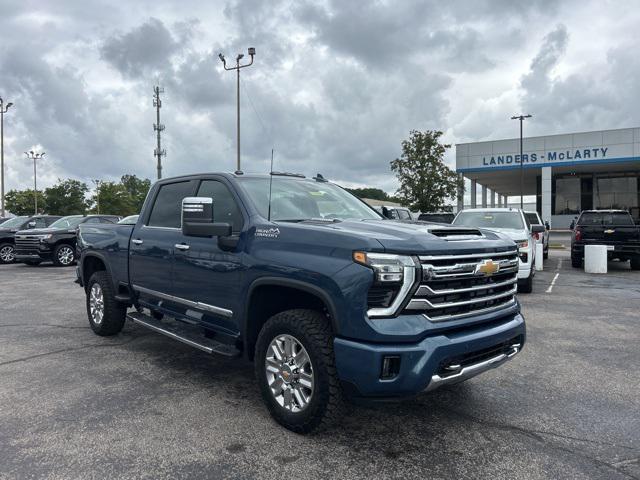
[0,243,15,264]
[52,243,76,267]
[255,309,345,434]
[86,271,126,336]
[518,271,533,293]
[571,254,582,269]
[631,256,640,271]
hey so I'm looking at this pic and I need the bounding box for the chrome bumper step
[127,311,240,357]
[424,343,521,392]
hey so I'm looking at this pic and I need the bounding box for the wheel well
[83,256,106,290]
[245,285,333,361]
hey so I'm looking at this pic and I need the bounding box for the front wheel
[0,243,15,264]
[254,309,345,433]
[53,244,76,267]
[86,271,126,336]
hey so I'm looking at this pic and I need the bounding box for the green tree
[91,181,135,215]
[390,130,463,212]
[4,189,45,215]
[346,187,390,201]
[120,174,151,212]
[43,179,89,215]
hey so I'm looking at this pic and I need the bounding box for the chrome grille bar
[406,285,517,310]
[423,298,517,322]
[419,249,517,261]
[416,275,517,296]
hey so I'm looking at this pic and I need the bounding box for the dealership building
[455,127,640,228]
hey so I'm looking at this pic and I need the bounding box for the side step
[126,311,241,357]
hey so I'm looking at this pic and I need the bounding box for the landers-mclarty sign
[482,147,609,166]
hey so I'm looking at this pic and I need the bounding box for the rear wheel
[0,243,15,264]
[53,244,76,267]
[255,309,345,433]
[86,271,126,336]
[631,256,640,271]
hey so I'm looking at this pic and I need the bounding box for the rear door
[171,177,246,333]
[129,179,197,309]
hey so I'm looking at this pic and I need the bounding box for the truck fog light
[380,355,401,379]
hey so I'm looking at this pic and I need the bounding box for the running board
[126,311,240,357]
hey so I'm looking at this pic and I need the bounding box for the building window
[554,177,580,215]
[595,177,638,210]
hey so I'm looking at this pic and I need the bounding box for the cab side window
[196,180,243,233]
[147,181,196,228]
[34,217,48,228]
[85,217,101,224]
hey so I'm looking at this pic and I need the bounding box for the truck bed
[78,223,134,287]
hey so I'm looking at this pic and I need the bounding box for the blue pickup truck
[76,172,525,433]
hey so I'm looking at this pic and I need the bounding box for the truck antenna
[267,148,274,221]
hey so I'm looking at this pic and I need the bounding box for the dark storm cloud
[0,0,639,197]
[101,17,183,77]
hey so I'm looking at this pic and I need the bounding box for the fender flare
[243,276,341,339]
[81,251,117,292]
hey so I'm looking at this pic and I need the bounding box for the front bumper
[15,249,52,262]
[334,312,525,398]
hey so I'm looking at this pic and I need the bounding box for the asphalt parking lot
[1,250,639,480]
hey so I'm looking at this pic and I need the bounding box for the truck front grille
[15,236,41,251]
[405,249,519,322]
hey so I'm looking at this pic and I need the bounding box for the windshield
[578,212,634,226]
[454,211,525,230]
[525,212,541,225]
[49,216,85,229]
[237,177,383,221]
[1,216,28,228]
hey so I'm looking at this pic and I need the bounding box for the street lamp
[0,97,13,217]
[511,114,532,209]
[218,47,256,172]
[24,150,45,215]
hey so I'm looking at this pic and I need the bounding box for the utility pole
[24,151,45,215]
[93,179,101,214]
[511,114,532,209]
[0,97,13,217]
[153,86,166,180]
[218,47,256,172]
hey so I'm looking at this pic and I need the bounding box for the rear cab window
[147,180,197,228]
[578,211,634,226]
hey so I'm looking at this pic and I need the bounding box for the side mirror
[27,221,36,229]
[545,221,550,230]
[531,224,545,234]
[181,197,232,237]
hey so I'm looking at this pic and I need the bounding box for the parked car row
[0,214,122,266]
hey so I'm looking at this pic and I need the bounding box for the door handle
[174,243,190,251]
[132,239,143,245]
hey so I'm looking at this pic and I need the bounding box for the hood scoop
[427,227,484,241]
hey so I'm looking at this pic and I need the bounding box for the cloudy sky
[1,0,639,197]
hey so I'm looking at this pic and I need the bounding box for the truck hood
[276,219,516,255]
[479,228,529,242]
[15,227,64,236]
[0,227,20,235]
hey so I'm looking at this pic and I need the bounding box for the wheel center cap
[280,364,294,383]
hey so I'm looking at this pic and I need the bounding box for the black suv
[0,215,62,264]
[15,215,120,266]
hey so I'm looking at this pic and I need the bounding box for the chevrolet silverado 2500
[76,172,526,433]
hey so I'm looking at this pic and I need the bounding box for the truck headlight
[353,252,418,318]
[516,240,528,250]
[38,234,52,242]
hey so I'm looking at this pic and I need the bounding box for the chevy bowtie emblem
[475,259,499,276]
[604,229,615,234]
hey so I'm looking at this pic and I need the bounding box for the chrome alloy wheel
[265,334,314,412]
[57,246,75,265]
[89,283,105,325]
[0,245,15,263]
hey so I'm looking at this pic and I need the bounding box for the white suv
[452,208,545,293]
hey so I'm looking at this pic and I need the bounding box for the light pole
[218,47,256,172]
[24,151,45,214]
[93,179,101,214]
[511,114,532,209]
[0,97,13,217]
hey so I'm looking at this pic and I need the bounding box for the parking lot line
[546,272,560,293]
